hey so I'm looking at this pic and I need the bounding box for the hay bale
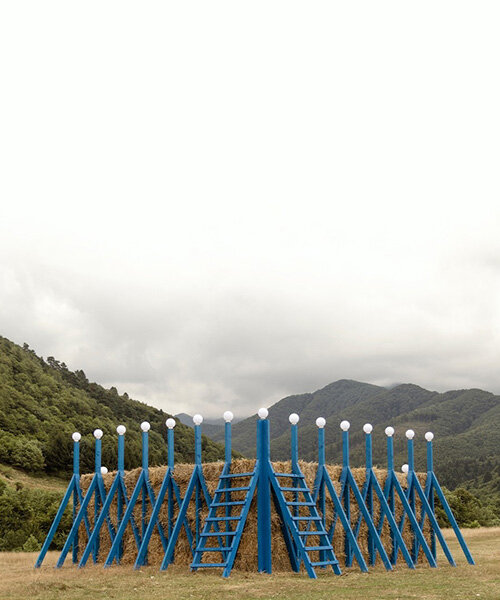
[78,459,430,572]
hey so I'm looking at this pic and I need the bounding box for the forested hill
[212,379,500,514]
[0,336,226,476]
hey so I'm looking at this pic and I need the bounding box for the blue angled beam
[56,429,115,568]
[35,432,91,568]
[105,422,167,567]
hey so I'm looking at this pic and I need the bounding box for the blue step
[299,530,328,536]
[191,562,227,568]
[215,486,250,493]
[304,545,333,551]
[311,560,338,567]
[219,473,254,479]
[275,473,302,478]
[279,486,308,492]
[211,501,246,507]
[201,531,237,537]
[205,516,241,522]
[292,516,322,521]
[286,501,315,506]
[201,547,232,552]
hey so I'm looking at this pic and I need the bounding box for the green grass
[0,464,67,494]
[0,528,499,600]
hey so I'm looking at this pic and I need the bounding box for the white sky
[1,2,499,418]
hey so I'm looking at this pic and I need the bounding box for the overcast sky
[1,2,499,419]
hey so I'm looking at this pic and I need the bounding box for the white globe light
[258,408,268,420]
[425,431,434,442]
[223,411,234,423]
[340,420,350,431]
[101,466,108,475]
[289,413,299,425]
[94,429,103,440]
[406,429,415,440]
[193,414,203,426]
[363,423,373,434]
[72,432,81,442]
[316,417,326,429]
[401,464,409,474]
[116,425,126,435]
[166,418,176,429]
[140,421,151,432]
[385,426,395,437]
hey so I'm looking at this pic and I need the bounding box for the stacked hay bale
[79,459,429,572]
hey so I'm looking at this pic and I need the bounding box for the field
[0,528,498,600]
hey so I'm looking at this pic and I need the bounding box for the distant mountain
[0,336,227,475]
[212,379,500,507]
[175,412,243,439]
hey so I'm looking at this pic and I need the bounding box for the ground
[0,528,498,600]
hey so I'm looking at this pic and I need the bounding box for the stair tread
[220,473,254,478]
[191,562,227,568]
[201,531,237,537]
[215,486,250,493]
[310,560,338,567]
[206,516,241,522]
[211,501,246,506]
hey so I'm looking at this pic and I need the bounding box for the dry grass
[0,528,498,600]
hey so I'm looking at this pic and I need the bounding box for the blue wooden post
[317,419,326,565]
[224,412,233,532]
[72,435,80,564]
[194,415,202,545]
[340,421,352,566]
[290,414,299,517]
[117,426,125,560]
[364,424,375,565]
[257,409,272,574]
[94,430,102,560]
[385,427,396,564]
[426,433,436,559]
[406,430,417,561]
[167,421,175,539]
[141,426,148,542]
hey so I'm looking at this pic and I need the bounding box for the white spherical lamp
[340,420,350,431]
[289,413,299,425]
[193,414,203,426]
[116,425,126,435]
[94,429,103,440]
[223,411,234,423]
[140,421,151,432]
[401,464,409,474]
[363,423,373,434]
[425,431,434,442]
[166,418,176,429]
[385,426,395,437]
[258,407,268,420]
[101,466,108,475]
[406,429,415,440]
[316,417,326,429]
[72,432,81,442]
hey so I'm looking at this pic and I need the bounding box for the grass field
[0,528,498,600]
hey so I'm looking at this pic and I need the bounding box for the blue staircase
[191,467,258,577]
[271,470,341,577]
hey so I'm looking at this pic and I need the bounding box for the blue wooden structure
[35,432,91,568]
[134,418,193,569]
[55,429,116,568]
[104,422,167,567]
[312,417,368,572]
[78,425,141,567]
[190,409,340,578]
[36,411,474,576]
[377,426,437,568]
[413,432,475,565]
[350,423,415,569]
[160,415,223,571]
